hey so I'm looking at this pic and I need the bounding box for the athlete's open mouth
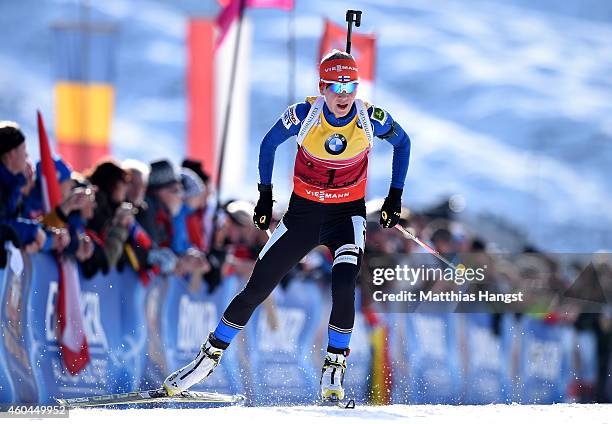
[337,103,349,112]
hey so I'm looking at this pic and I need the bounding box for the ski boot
[163,333,226,396]
[320,350,348,402]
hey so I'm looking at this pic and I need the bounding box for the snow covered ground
[65,404,612,424]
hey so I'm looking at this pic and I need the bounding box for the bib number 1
[326,169,336,185]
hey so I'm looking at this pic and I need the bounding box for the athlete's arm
[369,106,411,228]
[368,106,411,189]
[258,102,311,185]
[253,102,311,230]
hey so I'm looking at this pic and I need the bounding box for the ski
[317,397,356,409]
[56,387,246,408]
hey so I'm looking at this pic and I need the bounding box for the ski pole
[262,228,278,326]
[393,224,463,271]
[345,10,362,54]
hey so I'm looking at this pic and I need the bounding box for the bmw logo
[324,134,348,155]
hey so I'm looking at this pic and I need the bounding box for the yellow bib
[293,97,372,203]
[300,99,370,161]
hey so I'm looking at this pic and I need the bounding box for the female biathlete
[163,49,411,402]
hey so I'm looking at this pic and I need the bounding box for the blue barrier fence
[0,251,598,405]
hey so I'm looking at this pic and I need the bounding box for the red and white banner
[319,19,377,101]
[188,1,294,198]
[38,111,90,375]
[186,17,251,199]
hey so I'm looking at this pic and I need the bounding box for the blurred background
[0,0,611,408]
[2,0,612,252]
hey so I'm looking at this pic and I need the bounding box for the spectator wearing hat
[162,167,210,286]
[0,121,46,253]
[137,160,210,278]
[182,159,213,249]
[137,159,183,248]
[83,159,135,274]
[182,160,232,290]
[176,168,207,251]
[135,160,184,275]
[41,157,74,199]
[182,158,210,187]
[21,156,86,254]
[24,157,74,220]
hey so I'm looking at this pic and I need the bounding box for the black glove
[380,187,402,228]
[253,184,273,230]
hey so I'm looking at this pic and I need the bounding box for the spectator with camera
[83,159,135,275]
[137,160,209,278]
[64,175,97,264]
[117,159,159,284]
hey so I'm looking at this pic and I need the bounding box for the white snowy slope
[65,404,612,424]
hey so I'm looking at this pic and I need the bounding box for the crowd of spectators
[0,121,227,286]
[0,120,609,402]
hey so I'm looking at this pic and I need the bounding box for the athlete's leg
[321,215,366,352]
[164,213,319,395]
[213,216,319,346]
[319,214,366,400]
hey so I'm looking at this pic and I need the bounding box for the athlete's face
[321,84,358,118]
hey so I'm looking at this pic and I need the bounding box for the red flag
[55,258,90,374]
[38,110,90,375]
[319,19,376,81]
[37,111,62,211]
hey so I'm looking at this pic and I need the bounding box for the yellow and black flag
[53,22,117,171]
